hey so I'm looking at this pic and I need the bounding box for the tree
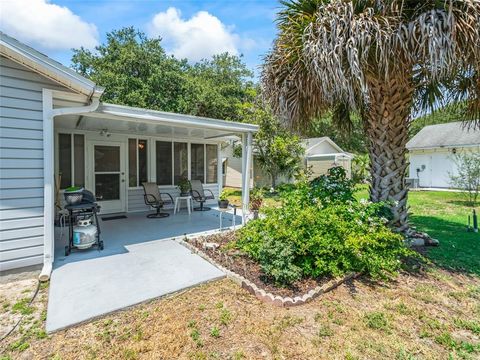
[302,110,367,153]
[449,152,480,207]
[72,27,190,113]
[184,54,256,121]
[253,106,305,188]
[410,102,467,139]
[71,27,256,121]
[262,0,480,231]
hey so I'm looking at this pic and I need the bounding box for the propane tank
[73,217,97,249]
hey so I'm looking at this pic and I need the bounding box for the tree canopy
[71,27,256,122]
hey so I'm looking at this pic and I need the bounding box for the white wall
[0,56,70,271]
[307,140,337,155]
[221,143,254,188]
[408,147,479,188]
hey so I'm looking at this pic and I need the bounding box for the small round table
[174,195,193,215]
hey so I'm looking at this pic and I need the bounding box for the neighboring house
[406,121,480,188]
[0,32,257,273]
[222,136,352,188]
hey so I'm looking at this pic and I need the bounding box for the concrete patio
[47,209,240,332]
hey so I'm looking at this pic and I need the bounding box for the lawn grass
[222,187,282,208]
[355,186,480,276]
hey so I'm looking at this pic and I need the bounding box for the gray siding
[0,56,66,271]
[127,184,220,212]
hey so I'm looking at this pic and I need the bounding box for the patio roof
[55,102,258,140]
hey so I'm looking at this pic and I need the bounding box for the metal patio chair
[190,179,215,211]
[142,182,174,218]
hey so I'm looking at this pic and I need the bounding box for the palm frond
[262,0,480,129]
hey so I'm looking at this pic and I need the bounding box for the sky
[0,0,280,77]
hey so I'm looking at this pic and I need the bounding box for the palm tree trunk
[365,76,414,232]
[271,172,277,189]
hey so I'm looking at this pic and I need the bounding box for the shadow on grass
[410,215,480,276]
[446,200,477,207]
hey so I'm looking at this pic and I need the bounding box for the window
[191,143,205,183]
[128,138,148,187]
[154,142,218,185]
[206,144,218,184]
[58,133,85,189]
[156,141,172,185]
[173,142,188,185]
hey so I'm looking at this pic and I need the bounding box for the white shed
[222,136,352,188]
[406,121,480,188]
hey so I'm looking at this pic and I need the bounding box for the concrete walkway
[46,239,224,332]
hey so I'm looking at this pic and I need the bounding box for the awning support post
[241,132,253,224]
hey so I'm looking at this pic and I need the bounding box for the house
[222,136,352,188]
[0,32,258,276]
[406,121,480,188]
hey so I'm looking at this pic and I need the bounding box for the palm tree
[262,0,480,231]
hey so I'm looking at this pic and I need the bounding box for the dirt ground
[1,266,479,360]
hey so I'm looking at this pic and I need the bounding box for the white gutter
[307,153,353,160]
[407,144,480,151]
[39,89,102,282]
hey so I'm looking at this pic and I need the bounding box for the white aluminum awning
[55,102,258,140]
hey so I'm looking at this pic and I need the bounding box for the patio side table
[174,195,192,215]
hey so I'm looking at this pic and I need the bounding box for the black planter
[218,200,229,209]
[180,192,190,197]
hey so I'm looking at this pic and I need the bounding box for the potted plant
[64,186,84,205]
[250,187,264,219]
[177,177,191,196]
[218,190,229,209]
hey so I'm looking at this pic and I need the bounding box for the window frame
[57,132,86,190]
[155,141,219,188]
[128,137,149,189]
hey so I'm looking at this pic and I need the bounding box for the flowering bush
[236,176,416,286]
[309,166,355,206]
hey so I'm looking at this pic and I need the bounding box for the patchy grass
[223,187,282,208]
[2,271,479,359]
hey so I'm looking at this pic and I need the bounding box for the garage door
[430,153,454,188]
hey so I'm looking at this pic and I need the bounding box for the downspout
[39,88,102,282]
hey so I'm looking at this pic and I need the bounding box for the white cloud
[0,0,98,50]
[148,7,251,62]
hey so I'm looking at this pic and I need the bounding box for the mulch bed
[188,231,331,298]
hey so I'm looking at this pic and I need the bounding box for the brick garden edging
[176,237,362,307]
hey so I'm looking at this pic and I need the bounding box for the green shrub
[236,176,416,286]
[309,166,355,206]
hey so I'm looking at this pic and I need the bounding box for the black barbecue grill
[64,189,103,256]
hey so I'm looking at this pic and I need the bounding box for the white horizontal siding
[127,184,220,212]
[0,216,43,230]
[0,148,43,159]
[0,255,43,272]
[0,56,71,271]
[0,178,44,188]
[1,117,43,130]
[0,227,43,241]
[0,127,43,139]
[1,236,44,251]
[0,158,43,169]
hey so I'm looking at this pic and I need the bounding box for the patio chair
[141,183,174,218]
[190,179,215,211]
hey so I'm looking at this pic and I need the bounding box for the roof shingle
[406,121,480,149]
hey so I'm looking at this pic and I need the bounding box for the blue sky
[0,0,280,78]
